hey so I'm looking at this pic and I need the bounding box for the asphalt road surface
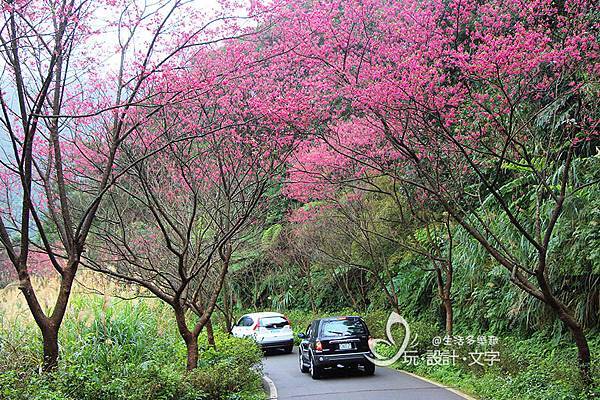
[263,348,467,400]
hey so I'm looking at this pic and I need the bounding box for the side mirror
[297,332,307,340]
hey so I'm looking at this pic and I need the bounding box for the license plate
[339,343,352,350]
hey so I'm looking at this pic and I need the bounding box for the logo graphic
[365,312,417,366]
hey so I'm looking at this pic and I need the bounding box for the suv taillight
[253,320,261,331]
[315,340,323,351]
[284,316,291,327]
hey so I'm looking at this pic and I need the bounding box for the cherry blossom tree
[0,0,261,370]
[84,133,282,369]
[79,56,295,369]
[266,0,598,384]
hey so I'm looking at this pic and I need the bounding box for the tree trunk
[443,297,453,336]
[434,262,454,336]
[572,326,592,388]
[221,279,234,333]
[206,318,215,347]
[557,308,592,386]
[571,326,592,388]
[224,308,233,334]
[18,260,77,371]
[185,336,199,371]
[305,261,316,313]
[531,256,592,387]
[359,270,371,310]
[173,305,199,371]
[41,324,59,372]
[536,270,592,387]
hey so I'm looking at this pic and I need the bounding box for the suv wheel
[299,351,309,373]
[309,356,322,379]
[284,345,293,354]
[363,361,375,376]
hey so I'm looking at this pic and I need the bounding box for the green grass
[0,294,266,400]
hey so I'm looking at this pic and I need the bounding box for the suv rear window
[260,316,289,329]
[321,318,367,337]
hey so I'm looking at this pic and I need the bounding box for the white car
[232,312,294,353]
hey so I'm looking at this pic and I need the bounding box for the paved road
[263,348,467,400]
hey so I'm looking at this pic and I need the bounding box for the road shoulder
[395,369,478,400]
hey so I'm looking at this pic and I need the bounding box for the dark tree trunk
[434,259,453,336]
[443,297,453,336]
[18,261,77,371]
[556,305,592,386]
[536,269,592,387]
[571,325,592,388]
[224,282,234,333]
[206,318,215,347]
[359,270,371,310]
[305,261,316,313]
[224,309,233,334]
[185,336,199,371]
[174,305,199,371]
[41,324,59,372]
[442,266,453,336]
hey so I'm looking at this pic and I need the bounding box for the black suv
[297,316,375,379]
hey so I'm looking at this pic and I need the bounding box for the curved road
[263,348,468,400]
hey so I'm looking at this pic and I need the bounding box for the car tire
[363,361,375,376]
[299,351,309,373]
[284,345,293,354]
[309,356,322,379]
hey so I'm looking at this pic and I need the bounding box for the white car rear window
[260,316,289,328]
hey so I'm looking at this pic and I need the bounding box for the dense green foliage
[0,294,264,400]
[232,155,600,334]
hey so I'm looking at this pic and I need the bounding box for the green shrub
[188,362,262,400]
